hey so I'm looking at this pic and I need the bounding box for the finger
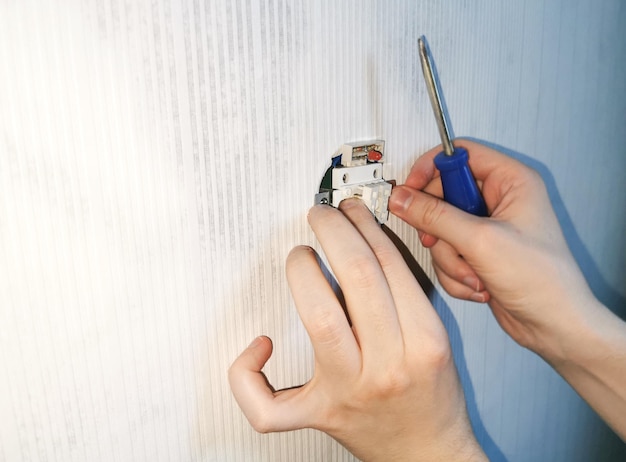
[400,142,480,245]
[396,140,522,252]
[228,336,318,432]
[430,240,485,293]
[338,199,442,339]
[286,245,360,375]
[419,231,439,248]
[432,263,490,303]
[307,205,403,364]
[389,186,484,255]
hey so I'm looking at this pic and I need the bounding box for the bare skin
[389,139,626,440]
[229,200,486,461]
[229,139,626,460]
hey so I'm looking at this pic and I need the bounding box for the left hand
[228,199,486,461]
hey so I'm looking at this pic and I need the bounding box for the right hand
[388,139,597,360]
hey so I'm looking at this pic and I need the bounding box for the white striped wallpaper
[1,1,625,461]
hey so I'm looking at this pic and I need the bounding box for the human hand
[228,199,486,461]
[388,139,598,360]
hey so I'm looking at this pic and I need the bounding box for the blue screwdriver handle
[434,146,488,217]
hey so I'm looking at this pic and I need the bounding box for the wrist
[352,411,487,462]
[405,415,487,462]
[551,300,626,369]
[518,264,602,364]
[535,294,613,367]
[413,433,487,462]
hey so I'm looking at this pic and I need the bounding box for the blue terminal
[331,154,343,168]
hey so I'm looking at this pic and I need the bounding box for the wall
[1,0,625,461]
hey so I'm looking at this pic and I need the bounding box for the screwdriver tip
[418,36,426,52]
[417,35,455,156]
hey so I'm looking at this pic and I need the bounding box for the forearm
[543,298,626,441]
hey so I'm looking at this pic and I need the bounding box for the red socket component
[367,150,383,162]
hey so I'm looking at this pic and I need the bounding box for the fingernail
[470,292,486,303]
[463,276,480,292]
[338,197,362,210]
[389,187,413,211]
[248,337,263,348]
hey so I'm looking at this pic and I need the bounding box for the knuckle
[380,368,412,395]
[307,306,345,347]
[369,240,399,268]
[514,164,547,195]
[467,220,499,255]
[343,253,381,290]
[523,165,544,185]
[227,355,247,386]
[420,196,446,228]
[366,365,413,399]
[421,332,453,372]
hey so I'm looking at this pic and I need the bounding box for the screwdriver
[417,36,488,217]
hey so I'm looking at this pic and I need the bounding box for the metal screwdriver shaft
[416,36,488,216]
[418,37,454,156]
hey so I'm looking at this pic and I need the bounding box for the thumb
[389,185,482,252]
[228,336,316,433]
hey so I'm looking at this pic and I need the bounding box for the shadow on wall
[383,227,508,462]
[466,138,626,319]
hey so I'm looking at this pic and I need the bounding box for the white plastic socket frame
[314,140,394,223]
